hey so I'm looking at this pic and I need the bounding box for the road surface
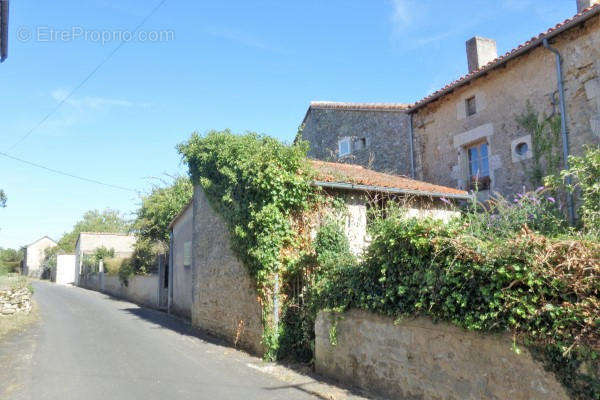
[0,281,327,400]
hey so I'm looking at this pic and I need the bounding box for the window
[354,137,367,151]
[465,96,477,116]
[338,138,351,157]
[467,142,490,190]
[515,142,529,156]
[183,241,192,267]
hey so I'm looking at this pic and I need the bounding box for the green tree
[45,209,131,268]
[0,190,6,208]
[0,247,23,275]
[133,176,193,246]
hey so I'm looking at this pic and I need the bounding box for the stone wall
[170,203,193,319]
[79,273,159,309]
[303,107,412,176]
[315,310,569,400]
[0,286,32,316]
[413,14,600,198]
[191,186,264,355]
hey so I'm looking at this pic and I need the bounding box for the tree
[0,190,6,208]
[128,176,193,274]
[0,247,23,274]
[44,209,131,268]
[134,176,193,246]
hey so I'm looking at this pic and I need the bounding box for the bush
[103,257,128,276]
[546,146,600,235]
[316,207,599,399]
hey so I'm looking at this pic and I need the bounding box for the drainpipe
[408,113,416,179]
[542,38,575,226]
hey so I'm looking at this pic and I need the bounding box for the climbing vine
[516,102,562,187]
[177,130,321,357]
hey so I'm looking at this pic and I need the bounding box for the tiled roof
[410,4,600,110]
[310,160,469,198]
[309,101,409,111]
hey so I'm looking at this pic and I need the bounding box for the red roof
[410,4,600,110]
[310,160,469,198]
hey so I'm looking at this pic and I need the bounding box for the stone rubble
[0,287,32,316]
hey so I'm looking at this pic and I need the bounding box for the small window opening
[355,137,367,151]
[467,142,490,190]
[338,138,351,157]
[466,96,477,116]
[515,142,529,156]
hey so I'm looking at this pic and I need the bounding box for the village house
[167,200,193,319]
[74,232,136,285]
[188,160,470,354]
[51,254,76,285]
[21,235,57,278]
[302,0,600,216]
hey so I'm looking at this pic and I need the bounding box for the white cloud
[50,89,135,109]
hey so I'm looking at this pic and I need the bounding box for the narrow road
[0,281,321,400]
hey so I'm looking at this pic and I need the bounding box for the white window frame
[338,137,351,157]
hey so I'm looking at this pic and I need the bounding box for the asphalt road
[0,281,321,400]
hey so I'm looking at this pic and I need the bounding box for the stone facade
[303,7,600,200]
[74,233,136,285]
[191,186,265,355]
[302,104,412,176]
[79,272,160,308]
[413,12,600,198]
[21,236,57,278]
[0,286,32,316]
[169,202,193,319]
[315,309,569,400]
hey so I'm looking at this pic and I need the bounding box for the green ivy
[177,130,319,357]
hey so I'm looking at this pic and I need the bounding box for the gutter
[408,113,415,179]
[542,38,575,225]
[312,180,473,201]
[0,0,8,63]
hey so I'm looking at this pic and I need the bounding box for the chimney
[577,0,600,13]
[466,37,497,73]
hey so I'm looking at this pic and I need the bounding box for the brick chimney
[577,0,600,13]
[466,37,498,73]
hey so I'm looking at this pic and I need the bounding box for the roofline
[312,181,473,201]
[168,200,193,230]
[409,5,600,112]
[302,101,409,125]
[75,232,134,248]
[23,235,57,248]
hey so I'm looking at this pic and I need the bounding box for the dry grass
[0,301,39,342]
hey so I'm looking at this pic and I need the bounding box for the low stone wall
[78,273,159,309]
[315,309,569,400]
[0,286,32,316]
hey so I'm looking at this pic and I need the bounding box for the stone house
[302,0,600,215]
[74,232,136,285]
[21,236,57,278]
[167,200,193,319]
[189,160,470,355]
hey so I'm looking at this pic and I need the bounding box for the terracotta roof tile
[310,160,468,197]
[410,4,600,110]
[309,101,409,111]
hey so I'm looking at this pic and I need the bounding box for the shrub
[103,257,128,276]
[317,208,599,399]
[546,146,600,235]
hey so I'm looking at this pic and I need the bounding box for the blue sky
[0,0,578,249]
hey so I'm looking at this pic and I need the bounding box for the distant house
[188,160,470,355]
[74,232,136,285]
[21,236,57,278]
[168,201,193,319]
